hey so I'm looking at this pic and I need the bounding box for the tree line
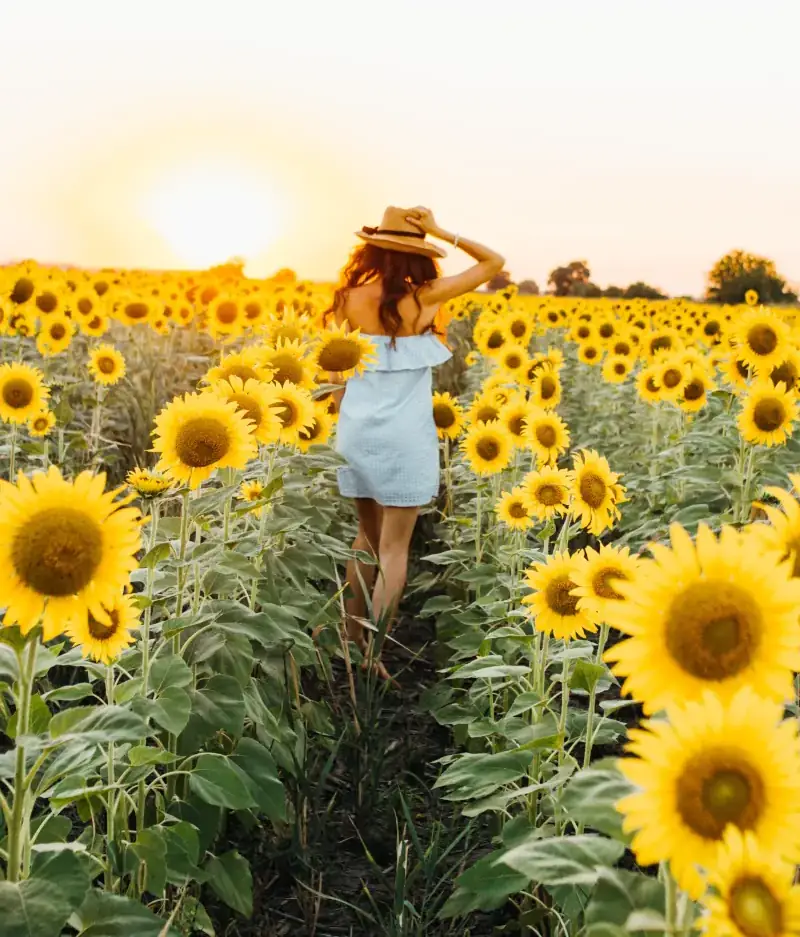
[485,250,798,304]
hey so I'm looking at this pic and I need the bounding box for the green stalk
[6,638,37,883]
[583,622,609,768]
[105,665,117,892]
[8,422,18,480]
[557,653,571,763]
[662,862,678,934]
[140,500,160,695]
[172,489,192,646]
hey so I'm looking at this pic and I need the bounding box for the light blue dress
[336,333,453,507]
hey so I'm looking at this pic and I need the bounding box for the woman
[326,205,504,672]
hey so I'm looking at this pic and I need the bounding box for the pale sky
[1,0,798,297]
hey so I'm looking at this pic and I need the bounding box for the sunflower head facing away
[0,362,50,424]
[0,466,143,639]
[88,344,127,386]
[522,551,599,640]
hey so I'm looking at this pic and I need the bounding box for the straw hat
[355,206,446,258]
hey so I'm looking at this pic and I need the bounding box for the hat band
[362,226,425,239]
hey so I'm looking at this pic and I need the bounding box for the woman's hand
[405,206,443,238]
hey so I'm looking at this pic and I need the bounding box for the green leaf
[449,655,531,680]
[127,745,177,767]
[140,542,172,569]
[126,828,167,897]
[211,599,313,653]
[49,705,149,744]
[74,889,180,935]
[163,821,201,885]
[0,850,90,937]
[148,654,193,695]
[231,737,286,822]
[570,660,608,693]
[189,754,257,809]
[168,799,222,854]
[434,750,534,800]
[507,691,542,718]
[453,849,530,910]
[144,686,192,735]
[185,674,245,742]
[7,694,51,738]
[205,851,253,917]
[43,682,95,703]
[0,644,19,682]
[585,869,667,937]
[177,897,215,936]
[561,767,634,840]
[498,833,625,887]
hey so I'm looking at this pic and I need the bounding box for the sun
[143,162,279,268]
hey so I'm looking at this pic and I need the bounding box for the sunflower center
[36,292,58,313]
[50,323,66,340]
[318,338,360,372]
[676,749,764,840]
[269,354,304,385]
[274,400,297,427]
[770,361,797,390]
[2,378,34,410]
[753,398,785,432]
[577,326,591,340]
[592,567,627,600]
[579,473,607,509]
[300,418,322,442]
[174,417,231,467]
[88,316,103,331]
[651,336,672,354]
[505,354,522,369]
[545,575,579,617]
[433,404,456,429]
[510,320,526,338]
[736,359,751,379]
[508,501,528,519]
[229,393,261,428]
[486,331,504,349]
[535,484,562,506]
[215,301,238,324]
[704,320,720,336]
[11,277,34,304]
[87,607,121,641]
[645,376,659,393]
[664,580,760,680]
[33,416,48,432]
[224,364,259,383]
[125,302,148,320]
[244,302,262,320]
[599,322,614,339]
[662,368,682,388]
[476,405,499,424]
[97,356,116,374]
[614,342,631,355]
[614,363,626,375]
[77,298,93,316]
[476,438,500,461]
[508,415,526,437]
[747,324,777,356]
[12,507,103,597]
[535,425,556,448]
[583,346,598,360]
[683,379,704,401]
[729,877,783,937]
[540,376,556,399]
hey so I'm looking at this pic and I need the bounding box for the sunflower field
[1,262,800,937]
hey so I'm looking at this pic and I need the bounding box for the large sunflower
[462,421,513,476]
[737,380,798,446]
[702,827,800,937]
[36,314,74,357]
[204,348,274,386]
[0,362,50,424]
[733,309,790,373]
[655,354,689,402]
[602,354,633,385]
[604,523,800,713]
[475,324,507,358]
[750,475,800,579]
[570,449,625,535]
[571,543,641,621]
[0,467,142,639]
[207,376,281,444]
[88,344,126,386]
[767,348,800,392]
[617,688,800,899]
[530,364,562,410]
[260,338,316,389]
[499,343,530,379]
[521,466,572,521]
[495,487,533,531]
[66,592,140,664]
[262,381,316,445]
[432,391,464,440]
[152,391,258,488]
[498,396,531,446]
[522,552,599,640]
[313,323,377,378]
[523,408,570,464]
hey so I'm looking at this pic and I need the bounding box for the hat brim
[355,231,446,259]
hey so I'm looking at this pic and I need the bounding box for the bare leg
[344,499,382,648]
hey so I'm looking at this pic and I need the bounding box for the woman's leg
[344,498,383,647]
[372,506,420,637]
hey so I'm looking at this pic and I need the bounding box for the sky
[0,0,798,297]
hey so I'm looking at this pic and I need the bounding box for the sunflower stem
[8,422,17,480]
[558,651,571,763]
[6,636,37,883]
[662,863,678,934]
[583,622,609,769]
[140,500,159,697]
[172,489,192,642]
[105,665,117,892]
[443,438,453,517]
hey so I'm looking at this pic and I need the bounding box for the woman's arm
[406,206,505,304]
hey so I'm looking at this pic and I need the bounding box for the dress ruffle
[364,333,452,372]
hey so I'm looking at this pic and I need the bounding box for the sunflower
[0,363,49,424]
[577,342,602,366]
[617,688,800,899]
[0,467,142,639]
[701,827,800,937]
[495,487,533,530]
[530,365,562,409]
[750,475,800,579]
[260,338,316,389]
[126,467,173,498]
[604,523,800,713]
[297,402,334,452]
[744,289,760,307]
[654,354,689,402]
[464,350,480,368]
[521,466,573,521]
[313,324,377,378]
[204,348,275,385]
[570,321,596,344]
[644,327,682,360]
[262,381,316,445]
[522,552,598,640]
[506,312,534,345]
[70,289,105,323]
[88,344,126,386]
[571,544,641,621]
[208,376,282,444]
[28,410,56,437]
[737,380,798,447]
[117,295,153,326]
[152,391,258,489]
[468,393,502,426]
[432,391,464,440]
[523,409,570,464]
[265,308,311,345]
[766,348,800,392]
[205,294,245,339]
[462,421,513,476]
[499,343,530,378]
[496,395,529,446]
[602,354,633,384]
[80,312,109,338]
[679,367,715,414]
[570,449,625,535]
[475,324,507,358]
[239,479,266,517]
[33,286,64,318]
[66,592,140,664]
[36,314,74,357]
[733,309,790,373]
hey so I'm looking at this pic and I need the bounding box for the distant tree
[624,281,668,300]
[548,260,591,297]
[485,269,513,292]
[573,281,603,298]
[603,286,625,298]
[517,279,540,295]
[706,250,796,304]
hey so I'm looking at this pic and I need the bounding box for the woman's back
[340,281,437,337]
